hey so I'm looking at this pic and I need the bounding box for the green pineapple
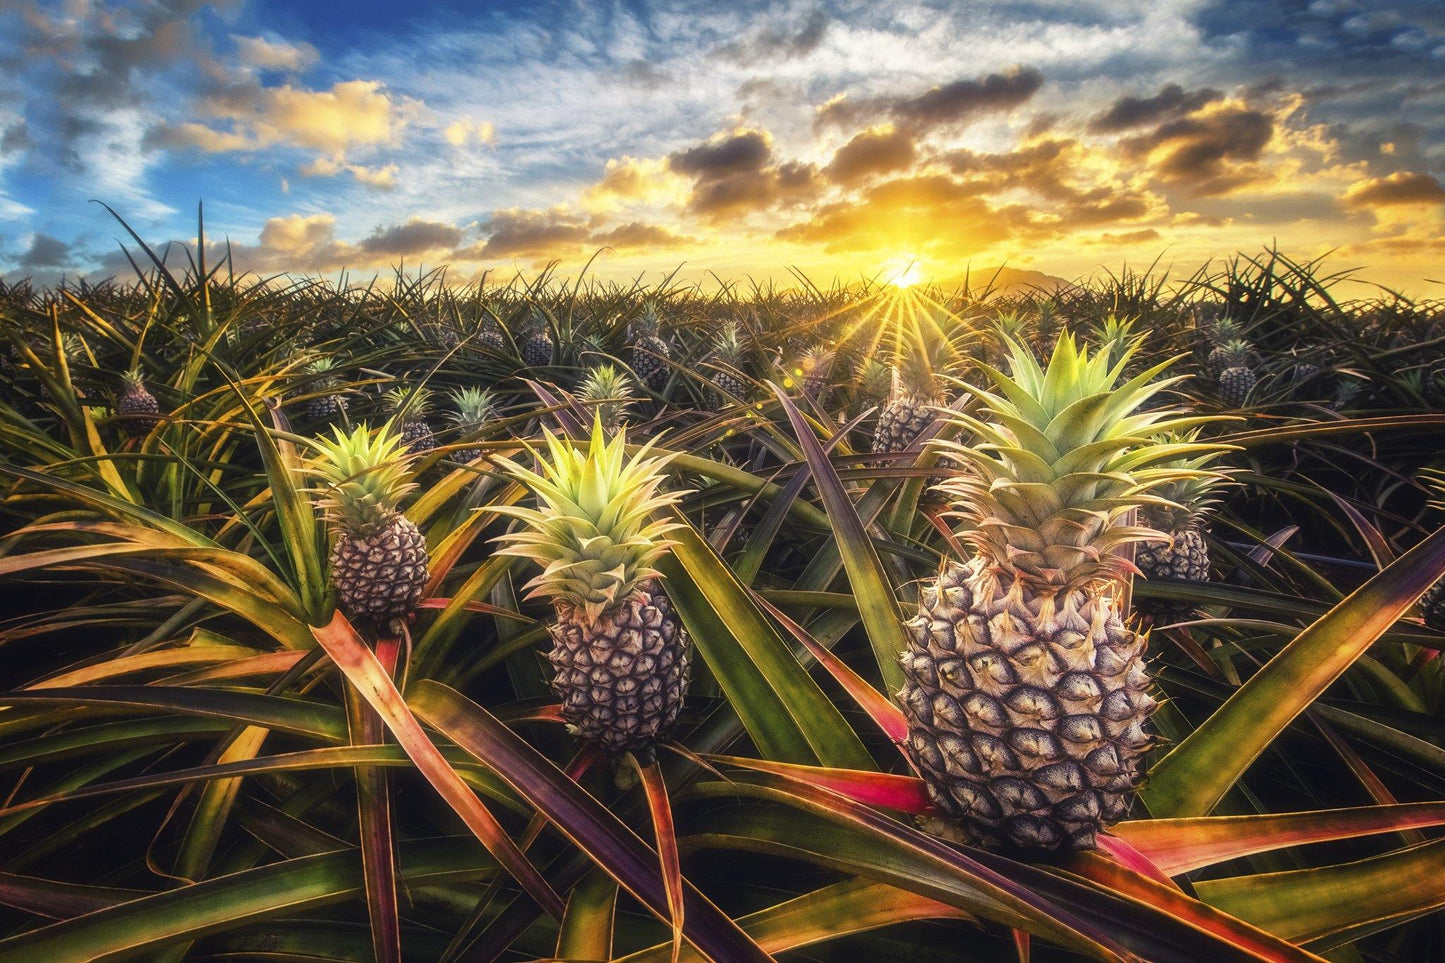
[386,386,436,454]
[577,364,636,434]
[117,368,161,437]
[1134,435,1236,623]
[450,387,497,462]
[308,424,429,626]
[1204,320,1243,377]
[901,334,1222,850]
[492,420,691,754]
[873,339,951,456]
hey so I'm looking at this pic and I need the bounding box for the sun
[883,255,925,289]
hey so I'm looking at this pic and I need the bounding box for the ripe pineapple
[708,323,751,402]
[450,386,497,462]
[492,420,691,754]
[386,386,436,454]
[630,302,671,392]
[117,369,161,437]
[873,356,949,455]
[900,334,1220,851]
[308,424,429,626]
[1134,436,1236,623]
[1215,339,1256,407]
[522,314,556,368]
[577,363,636,435]
[298,358,348,423]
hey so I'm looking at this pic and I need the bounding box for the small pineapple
[522,314,556,368]
[630,302,671,392]
[477,316,508,355]
[386,386,436,454]
[708,322,751,402]
[1204,320,1244,377]
[791,344,835,398]
[577,363,636,435]
[1215,339,1256,407]
[298,358,348,423]
[308,424,429,626]
[873,359,949,455]
[901,335,1223,851]
[450,386,497,463]
[1134,436,1236,624]
[492,419,691,754]
[117,369,161,437]
[855,355,892,405]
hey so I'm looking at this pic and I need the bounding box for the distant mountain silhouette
[951,266,1071,295]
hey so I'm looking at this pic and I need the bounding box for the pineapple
[791,344,835,398]
[577,364,636,435]
[855,355,892,406]
[900,334,1222,851]
[450,387,497,463]
[492,419,691,754]
[1093,315,1142,372]
[522,314,556,368]
[477,315,508,355]
[386,386,436,454]
[873,361,949,455]
[1134,436,1236,624]
[708,323,751,403]
[630,302,671,393]
[117,369,161,437]
[308,424,429,626]
[298,358,348,423]
[1215,340,1256,407]
[1204,320,1243,377]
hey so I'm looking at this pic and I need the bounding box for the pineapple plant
[298,358,348,423]
[629,302,671,393]
[308,424,429,627]
[791,344,835,398]
[449,386,497,462]
[1134,435,1236,623]
[577,363,636,434]
[522,313,556,368]
[1204,319,1244,377]
[900,334,1222,850]
[708,322,751,402]
[492,419,691,755]
[386,386,436,454]
[873,346,950,456]
[117,368,161,437]
[1032,302,1062,357]
[1215,339,1256,407]
[477,315,508,355]
[1418,469,1445,632]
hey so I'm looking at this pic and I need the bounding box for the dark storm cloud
[476,209,590,259]
[824,126,916,185]
[818,66,1043,133]
[667,131,772,179]
[1088,83,1223,133]
[17,233,75,269]
[1122,105,1274,195]
[359,219,465,256]
[1343,172,1445,208]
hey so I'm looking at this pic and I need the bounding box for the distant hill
[949,266,1072,295]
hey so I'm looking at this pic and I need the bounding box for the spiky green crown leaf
[121,368,147,390]
[1219,339,1253,367]
[578,364,636,431]
[451,387,496,427]
[385,385,432,417]
[306,423,420,536]
[713,322,744,360]
[1096,315,1143,368]
[992,310,1030,344]
[491,418,686,625]
[1138,430,1239,529]
[932,333,1228,590]
[1209,316,1242,342]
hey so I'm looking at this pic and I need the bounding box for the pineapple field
[4,233,1445,963]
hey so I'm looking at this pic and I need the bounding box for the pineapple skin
[548,579,690,753]
[1135,527,1210,622]
[118,382,161,436]
[1422,579,1445,633]
[1219,366,1256,407]
[900,558,1155,851]
[872,391,940,454]
[632,334,670,392]
[330,514,429,622]
[401,417,436,454]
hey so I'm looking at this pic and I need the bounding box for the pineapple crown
[307,357,340,376]
[1138,431,1239,529]
[1096,315,1143,363]
[992,310,1030,345]
[491,417,687,626]
[932,333,1228,590]
[451,386,496,428]
[385,385,432,417]
[1210,316,1242,343]
[306,424,420,537]
[577,364,636,431]
[1218,338,1253,368]
[714,322,745,359]
[121,367,148,390]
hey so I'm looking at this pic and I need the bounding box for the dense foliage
[2,222,1445,962]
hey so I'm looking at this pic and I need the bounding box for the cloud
[233,35,318,74]
[17,233,74,269]
[1122,103,1275,195]
[668,129,773,179]
[825,125,916,185]
[359,218,465,256]
[666,129,820,220]
[444,117,496,147]
[714,9,830,64]
[476,208,592,259]
[818,66,1044,133]
[1088,83,1223,133]
[592,221,690,249]
[299,157,400,189]
[1342,171,1445,207]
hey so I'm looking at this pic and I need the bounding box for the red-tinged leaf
[0,873,143,919]
[348,636,402,963]
[416,597,530,621]
[752,592,910,749]
[1310,711,1425,845]
[1246,526,1299,568]
[310,613,563,919]
[1063,852,1321,963]
[707,755,934,814]
[407,680,774,963]
[498,703,567,725]
[1317,487,1394,568]
[634,756,685,963]
[1112,802,1445,877]
[1012,928,1030,963]
[1095,834,1180,891]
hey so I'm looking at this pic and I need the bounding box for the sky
[0,0,1443,295]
